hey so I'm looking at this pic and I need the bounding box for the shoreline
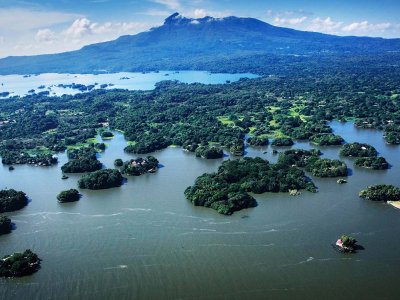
[388,201,400,209]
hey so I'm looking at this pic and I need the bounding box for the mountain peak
[163,12,222,26]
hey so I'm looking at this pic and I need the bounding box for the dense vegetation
[359,184,400,201]
[0,249,41,277]
[271,138,294,147]
[61,147,102,173]
[0,189,28,213]
[119,156,159,176]
[277,149,347,177]
[57,189,80,203]
[100,131,114,139]
[78,169,124,190]
[354,157,389,170]
[309,133,344,146]
[340,143,377,157]
[0,216,12,235]
[185,157,316,215]
[195,145,224,159]
[305,158,348,177]
[247,136,269,146]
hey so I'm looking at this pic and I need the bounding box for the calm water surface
[0,71,258,98]
[0,122,400,300]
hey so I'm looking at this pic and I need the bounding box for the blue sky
[0,0,399,57]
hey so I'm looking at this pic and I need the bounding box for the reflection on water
[0,122,400,299]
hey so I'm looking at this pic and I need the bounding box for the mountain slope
[0,12,399,74]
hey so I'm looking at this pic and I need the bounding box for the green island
[114,158,123,167]
[335,235,358,253]
[100,131,114,139]
[57,189,81,203]
[119,156,159,176]
[271,138,294,147]
[247,136,269,147]
[0,216,12,235]
[305,158,348,177]
[309,133,344,146]
[195,145,224,159]
[359,184,400,202]
[61,147,102,173]
[78,169,124,190]
[354,157,389,170]
[0,189,29,213]
[185,157,316,215]
[340,142,377,157]
[0,249,41,277]
[277,149,347,177]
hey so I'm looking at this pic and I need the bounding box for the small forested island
[0,189,29,213]
[384,125,400,144]
[0,249,41,277]
[61,147,102,173]
[100,131,114,139]
[305,158,348,177]
[195,145,224,159]
[271,137,294,147]
[359,184,400,202]
[277,149,322,168]
[185,157,316,215]
[309,133,344,146]
[119,156,159,175]
[78,169,124,190]
[354,157,389,170]
[340,142,377,157]
[276,149,346,177]
[0,216,12,235]
[114,158,123,167]
[247,136,269,146]
[57,189,80,203]
[335,235,358,253]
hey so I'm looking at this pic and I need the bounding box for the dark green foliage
[271,138,294,147]
[124,137,170,154]
[355,157,389,170]
[384,125,400,144]
[183,141,199,152]
[247,136,269,146]
[306,158,348,177]
[277,149,321,168]
[0,189,28,213]
[1,151,57,166]
[57,189,80,203]
[120,156,159,176]
[340,142,377,157]
[185,157,315,215]
[309,133,344,146]
[359,184,400,201]
[100,131,114,139]
[0,216,12,235]
[195,145,224,159]
[78,169,123,190]
[61,147,102,173]
[114,158,123,167]
[229,142,245,156]
[0,249,41,277]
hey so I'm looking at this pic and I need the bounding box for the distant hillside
[0,12,399,75]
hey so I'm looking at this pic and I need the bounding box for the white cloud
[150,0,181,10]
[35,29,57,44]
[185,8,231,19]
[0,36,4,44]
[307,17,343,34]
[274,16,308,26]
[342,21,392,34]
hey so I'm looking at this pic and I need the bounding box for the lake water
[1,121,400,299]
[0,71,258,98]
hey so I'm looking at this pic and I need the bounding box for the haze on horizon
[0,0,399,58]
